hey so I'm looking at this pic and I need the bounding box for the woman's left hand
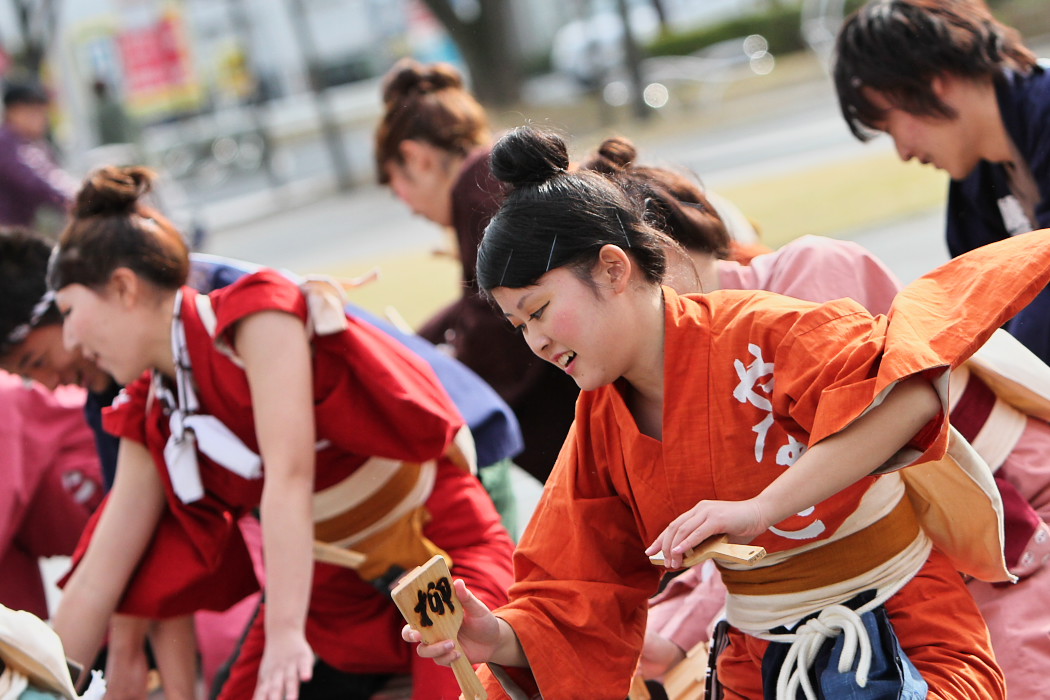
[253,629,314,700]
[645,498,768,568]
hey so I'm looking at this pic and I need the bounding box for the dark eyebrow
[516,291,533,312]
[501,291,535,322]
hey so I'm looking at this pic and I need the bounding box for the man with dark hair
[833,2,1050,695]
[0,81,77,231]
[833,0,1050,359]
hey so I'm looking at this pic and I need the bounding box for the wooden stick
[312,540,367,570]
[384,305,415,336]
[649,534,766,568]
[391,555,487,700]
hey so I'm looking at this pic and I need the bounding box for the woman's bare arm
[236,310,317,700]
[53,439,167,670]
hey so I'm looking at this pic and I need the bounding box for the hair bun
[490,126,570,189]
[73,166,155,218]
[382,58,464,105]
[591,136,637,173]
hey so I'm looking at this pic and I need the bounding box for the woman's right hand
[402,579,503,666]
[253,627,314,700]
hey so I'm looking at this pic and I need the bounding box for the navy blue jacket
[947,64,1050,362]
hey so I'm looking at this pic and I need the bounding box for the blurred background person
[0,82,77,237]
[375,58,579,486]
[0,369,102,621]
[0,228,120,480]
[834,0,1050,362]
[90,78,137,148]
[0,227,204,700]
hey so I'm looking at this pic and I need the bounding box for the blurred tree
[10,0,60,76]
[616,0,649,120]
[650,0,668,30]
[285,0,353,190]
[418,0,522,106]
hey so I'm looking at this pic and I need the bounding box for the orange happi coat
[479,231,1050,699]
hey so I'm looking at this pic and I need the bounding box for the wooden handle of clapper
[649,534,766,568]
[312,540,368,569]
[450,650,488,700]
[391,555,488,700]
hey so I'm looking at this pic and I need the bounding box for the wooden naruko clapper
[391,554,487,700]
[648,533,766,568]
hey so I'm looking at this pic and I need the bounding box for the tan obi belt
[312,458,449,582]
[718,497,920,596]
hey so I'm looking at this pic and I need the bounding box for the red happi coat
[480,231,1050,699]
[79,270,513,673]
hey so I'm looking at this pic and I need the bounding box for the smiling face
[54,275,164,387]
[0,324,112,392]
[493,267,611,391]
[490,251,649,393]
[863,76,999,181]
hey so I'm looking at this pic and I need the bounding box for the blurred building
[0,0,754,195]
[0,2,471,153]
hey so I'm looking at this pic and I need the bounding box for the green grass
[719,150,948,249]
[326,250,463,330]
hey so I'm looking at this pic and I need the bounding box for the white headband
[4,290,55,347]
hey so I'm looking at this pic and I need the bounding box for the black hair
[834,0,1037,141]
[0,229,60,355]
[3,81,50,109]
[477,126,668,293]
